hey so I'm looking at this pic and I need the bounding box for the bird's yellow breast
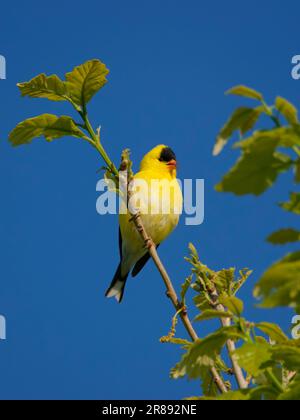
[119,169,183,253]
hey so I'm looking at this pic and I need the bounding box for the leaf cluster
[215,86,300,314]
[168,245,300,400]
[214,87,299,196]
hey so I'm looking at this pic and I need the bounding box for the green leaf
[17,74,68,101]
[254,251,300,310]
[216,137,292,196]
[198,389,251,401]
[278,377,300,400]
[171,326,245,379]
[275,96,298,125]
[194,309,233,322]
[280,192,300,215]
[234,342,272,377]
[195,386,277,401]
[42,116,87,141]
[9,114,86,146]
[66,59,109,107]
[267,228,300,245]
[219,295,244,316]
[165,338,192,347]
[226,85,263,101]
[199,367,220,398]
[271,345,300,371]
[213,107,262,156]
[275,126,300,148]
[232,269,253,295]
[214,268,235,294]
[235,127,300,150]
[16,60,110,109]
[188,242,199,260]
[256,322,288,344]
[187,366,221,398]
[193,295,211,312]
[180,275,193,303]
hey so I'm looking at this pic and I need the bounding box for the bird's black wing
[131,245,160,278]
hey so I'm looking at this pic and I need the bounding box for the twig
[265,369,284,394]
[210,289,248,390]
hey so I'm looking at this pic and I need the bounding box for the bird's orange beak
[167,159,177,170]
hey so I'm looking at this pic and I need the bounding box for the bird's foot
[129,211,141,223]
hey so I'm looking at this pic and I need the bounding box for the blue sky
[0,0,299,400]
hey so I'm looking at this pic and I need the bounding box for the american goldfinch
[105,145,183,302]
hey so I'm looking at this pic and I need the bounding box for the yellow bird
[105,145,183,302]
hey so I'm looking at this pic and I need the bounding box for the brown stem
[210,289,248,390]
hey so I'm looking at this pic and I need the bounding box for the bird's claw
[129,212,141,223]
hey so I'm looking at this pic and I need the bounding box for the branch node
[166,290,172,299]
[180,304,188,316]
[129,212,141,223]
[144,237,155,250]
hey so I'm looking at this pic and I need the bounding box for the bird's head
[140,145,177,177]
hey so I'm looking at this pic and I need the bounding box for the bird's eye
[159,147,176,163]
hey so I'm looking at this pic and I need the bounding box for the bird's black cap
[159,147,176,163]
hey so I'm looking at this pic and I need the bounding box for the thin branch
[265,369,284,394]
[210,289,248,390]
[77,110,119,178]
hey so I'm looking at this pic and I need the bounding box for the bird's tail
[105,263,129,303]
